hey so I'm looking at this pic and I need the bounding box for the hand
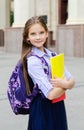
[50,77,68,89]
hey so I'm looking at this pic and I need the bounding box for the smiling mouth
[35,41,43,43]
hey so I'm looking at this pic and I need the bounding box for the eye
[40,31,44,34]
[30,32,36,36]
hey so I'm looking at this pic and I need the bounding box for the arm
[50,66,75,90]
[50,77,75,90]
[48,65,75,99]
[47,87,65,100]
[48,77,75,100]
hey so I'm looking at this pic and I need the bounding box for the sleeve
[64,67,73,80]
[27,56,53,98]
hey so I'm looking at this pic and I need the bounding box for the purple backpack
[7,54,49,115]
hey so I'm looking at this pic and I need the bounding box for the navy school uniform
[28,93,68,130]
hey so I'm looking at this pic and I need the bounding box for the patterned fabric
[7,54,49,115]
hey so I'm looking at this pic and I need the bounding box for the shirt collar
[32,47,52,57]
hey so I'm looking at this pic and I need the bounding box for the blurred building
[0,0,84,57]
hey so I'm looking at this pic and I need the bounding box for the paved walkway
[0,51,84,130]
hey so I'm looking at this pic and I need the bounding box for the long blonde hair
[21,16,48,94]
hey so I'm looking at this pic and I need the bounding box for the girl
[21,16,75,130]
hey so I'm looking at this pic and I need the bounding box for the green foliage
[10,11,14,26]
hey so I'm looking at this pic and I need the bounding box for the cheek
[28,36,35,41]
[41,34,47,39]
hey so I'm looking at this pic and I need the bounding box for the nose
[36,34,40,39]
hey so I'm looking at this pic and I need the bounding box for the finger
[54,76,57,79]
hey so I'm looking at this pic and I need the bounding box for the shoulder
[27,55,42,66]
[45,48,57,56]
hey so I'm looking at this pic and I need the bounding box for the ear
[27,38,29,40]
[46,31,49,38]
[26,38,30,42]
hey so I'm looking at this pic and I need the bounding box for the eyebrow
[30,32,36,34]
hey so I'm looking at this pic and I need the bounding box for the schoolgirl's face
[27,23,48,51]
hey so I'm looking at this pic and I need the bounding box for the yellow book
[50,53,64,79]
[50,53,66,103]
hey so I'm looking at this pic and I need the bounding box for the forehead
[29,23,46,32]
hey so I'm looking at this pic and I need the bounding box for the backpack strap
[28,52,49,75]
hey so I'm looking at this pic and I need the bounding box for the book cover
[50,53,66,103]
